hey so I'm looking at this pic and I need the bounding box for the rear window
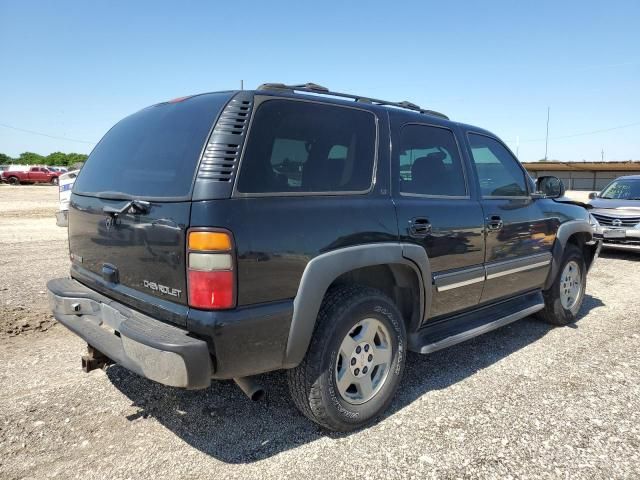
[73,93,231,198]
[236,100,376,194]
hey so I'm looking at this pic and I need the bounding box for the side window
[30,167,39,172]
[237,100,376,194]
[398,125,466,196]
[468,133,527,197]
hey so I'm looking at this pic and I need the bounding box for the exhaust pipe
[234,376,265,401]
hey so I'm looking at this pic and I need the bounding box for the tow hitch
[81,344,112,372]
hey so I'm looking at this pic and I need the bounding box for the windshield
[73,92,232,199]
[599,178,640,200]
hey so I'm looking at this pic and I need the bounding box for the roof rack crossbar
[257,82,449,120]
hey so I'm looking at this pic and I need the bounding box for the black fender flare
[282,243,431,368]
[544,219,593,290]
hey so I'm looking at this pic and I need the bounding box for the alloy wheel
[334,317,392,405]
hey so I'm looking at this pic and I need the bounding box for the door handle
[487,215,504,231]
[408,217,432,238]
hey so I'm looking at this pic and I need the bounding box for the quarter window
[468,134,527,197]
[398,125,466,196]
[237,100,376,194]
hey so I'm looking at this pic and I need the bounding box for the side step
[408,291,544,354]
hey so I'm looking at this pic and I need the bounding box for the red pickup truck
[1,167,61,185]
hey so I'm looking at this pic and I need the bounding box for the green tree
[64,153,88,166]
[46,151,68,166]
[17,152,45,165]
[5,151,88,167]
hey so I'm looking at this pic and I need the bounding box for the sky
[1,0,639,162]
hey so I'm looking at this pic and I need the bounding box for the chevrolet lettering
[143,280,182,298]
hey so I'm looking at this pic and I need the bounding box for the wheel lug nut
[356,346,361,354]
[368,354,373,362]
[354,368,360,375]
[362,366,368,374]
[364,344,369,352]
[351,358,356,366]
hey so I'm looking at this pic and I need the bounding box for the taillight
[187,230,235,310]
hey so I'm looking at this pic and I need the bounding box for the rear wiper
[103,199,151,217]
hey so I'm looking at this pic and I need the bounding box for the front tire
[50,177,59,186]
[7,176,19,185]
[287,285,406,431]
[538,244,586,326]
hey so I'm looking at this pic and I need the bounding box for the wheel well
[328,264,422,333]
[566,232,597,270]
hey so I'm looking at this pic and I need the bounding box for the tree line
[0,151,88,167]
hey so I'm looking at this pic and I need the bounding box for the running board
[409,291,544,354]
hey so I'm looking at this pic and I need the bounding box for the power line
[517,120,640,144]
[2,117,638,149]
[0,122,96,145]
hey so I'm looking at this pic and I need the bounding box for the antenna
[544,107,550,161]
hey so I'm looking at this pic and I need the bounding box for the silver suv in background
[589,175,640,251]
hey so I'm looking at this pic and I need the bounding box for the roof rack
[257,82,449,120]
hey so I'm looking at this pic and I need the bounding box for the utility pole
[601,148,604,162]
[516,135,520,158]
[544,107,550,161]
[240,80,244,91]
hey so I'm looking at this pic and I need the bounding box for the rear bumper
[47,278,212,389]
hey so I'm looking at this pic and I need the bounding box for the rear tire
[7,176,19,185]
[287,285,406,431]
[538,244,586,326]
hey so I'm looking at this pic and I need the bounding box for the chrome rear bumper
[47,278,213,389]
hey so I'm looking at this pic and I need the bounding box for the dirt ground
[1,184,639,479]
[0,185,67,338]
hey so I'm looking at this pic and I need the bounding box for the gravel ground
[1,185,639,479]
[0,185,67,337]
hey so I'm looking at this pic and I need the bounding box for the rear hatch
[68,92,234,326]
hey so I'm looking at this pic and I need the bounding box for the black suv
[48,83,600,431]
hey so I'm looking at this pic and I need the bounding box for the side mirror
[588,192,598,200]
[536,175,565,199]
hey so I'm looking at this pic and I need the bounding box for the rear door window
[236,100,376,194]
[73,93,232,199]
[398,124,467,196]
